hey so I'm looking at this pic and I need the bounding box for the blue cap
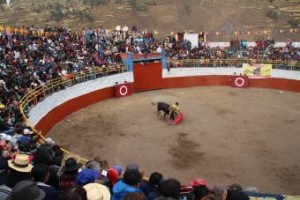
[113,165,123,175]
[76,169,100,185]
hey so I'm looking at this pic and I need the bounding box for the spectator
[48,146,64,189]
[107,168,120,187]
[212,186,227,200]
[6,154,32,188]
[60,186,88,200]
[31,163,59,200]
[32,147,53,166]
[76,168,100,185]
[59,157,82,191]
[156,178,181,200]
[83,183,111,200]
[139,172,163,200]
[112,169,142,200]
[193,185,210,200]
[226,190,249,200]
[6,180,45,200]
[113,165,123,176]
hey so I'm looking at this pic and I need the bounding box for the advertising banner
[243,63,272,77]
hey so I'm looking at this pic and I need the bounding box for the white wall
[29,68,300,126]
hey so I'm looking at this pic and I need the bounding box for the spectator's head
[51,144,61,153]
[226,190,249,200]
[189,178,208,188]
[123,193,146,200]
[83,183,111,200]
[17,136,31,153]
[8,154,33,173]
[7,180,45,200]
[76,168,100,185]
[123,169,142,187]
[45,137,55,146]
[125,163,139,171]
[213,186,227,200]
[193,185,209,200]
[149,172,163,186]
[33,147,53,166]
[6,154,32,187]
[113,165,123,175]
[158,178,181,199]
[107,168,119,185]
[227,184,242,192]
[60,186,87,200]
[52,155,63,166]
[86,161,101,172]
[61,157,82,174]
[31,163,49,183]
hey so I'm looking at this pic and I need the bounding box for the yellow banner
[242,63,272,77]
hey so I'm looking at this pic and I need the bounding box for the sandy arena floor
[48,86,300,194]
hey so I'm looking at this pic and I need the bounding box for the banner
[242,63,272,77]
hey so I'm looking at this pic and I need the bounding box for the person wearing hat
[84,182,111,200]
[6,180,45,200]
[107,168,120,187]
[113,165,123,176]
[59,157,82,191]
[0,154,33,199]
[76,168,100,186]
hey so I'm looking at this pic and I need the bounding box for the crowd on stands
[0,141,265,200]
[0,26,298,199]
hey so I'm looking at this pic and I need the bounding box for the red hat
[189,178,207,187]
[107,168,119,185]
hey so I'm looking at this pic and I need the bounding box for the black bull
[157,102,172,119]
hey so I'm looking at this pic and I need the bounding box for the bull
[156,102,171,119]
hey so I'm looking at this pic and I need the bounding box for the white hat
[8,154,33,173]
[23,129,32,135]
[83,183,111,200]
[45,138,54,145]
[0,133,11,141]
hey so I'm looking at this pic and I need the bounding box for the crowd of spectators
[0,142,262,200]
[0,25,298,199]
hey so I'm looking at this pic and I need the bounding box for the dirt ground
[48,86,300,195]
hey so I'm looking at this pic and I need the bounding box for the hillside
[0,0,299,41]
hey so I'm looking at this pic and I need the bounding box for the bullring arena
[28,67,300,195]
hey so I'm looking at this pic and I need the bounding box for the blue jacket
[112,180,142,200]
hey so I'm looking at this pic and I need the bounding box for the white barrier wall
[29,68,300,126]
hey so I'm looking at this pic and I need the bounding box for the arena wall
[31,69,300,135]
